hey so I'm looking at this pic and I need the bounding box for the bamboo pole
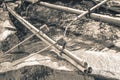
[7,6,91,73]
[74,0,108,21]
[39,1,120,26]
[4,34,35,54]
[4,24,47,54]
[64,0,108,36]
[12,41,57,66]
[12,37,63,67]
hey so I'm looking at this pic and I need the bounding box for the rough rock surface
[0,0,120,80]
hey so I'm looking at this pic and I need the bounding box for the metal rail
[7,6,91,73]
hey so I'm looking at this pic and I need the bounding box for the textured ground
[0,0,120,80]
